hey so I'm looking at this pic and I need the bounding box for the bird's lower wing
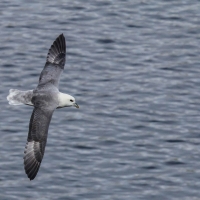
[24,107,54,180]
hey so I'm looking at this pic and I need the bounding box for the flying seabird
[7,34,79,180]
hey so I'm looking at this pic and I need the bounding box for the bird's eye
[70,99,74,102]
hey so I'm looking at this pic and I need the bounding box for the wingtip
[29,176,35,181]
[28,174,34,181]
[57,33,65,40]
[46,33,66,65]
[24,159,40,181]
[24,141,41,181]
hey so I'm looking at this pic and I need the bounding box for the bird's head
[67,95,79,108]
[58,93,79,108]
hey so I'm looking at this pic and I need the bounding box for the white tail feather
[7,89,34,106]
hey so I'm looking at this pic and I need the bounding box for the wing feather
[47,33,66,65]
[38,34,66,88]
[24,107,54,180]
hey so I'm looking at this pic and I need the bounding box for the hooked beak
[73,103,79,108]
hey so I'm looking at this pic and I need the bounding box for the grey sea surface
[0,0,200,199]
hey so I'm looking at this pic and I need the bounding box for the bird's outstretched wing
[23,107,55,180]
[38,34,66,89]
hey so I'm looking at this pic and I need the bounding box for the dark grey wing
[23,107,54,180]
[38,34,66,88]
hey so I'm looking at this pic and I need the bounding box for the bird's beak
[73,103,79,108]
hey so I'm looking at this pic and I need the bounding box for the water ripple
[1,0,200,199]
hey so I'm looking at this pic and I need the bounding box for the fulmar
[7,34,79,180]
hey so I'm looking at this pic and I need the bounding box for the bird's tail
[7,89,33,106]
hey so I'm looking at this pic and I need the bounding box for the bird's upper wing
[38,34,66,89]
[23,106,55,180]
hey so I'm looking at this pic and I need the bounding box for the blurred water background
[0,0,200,199]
